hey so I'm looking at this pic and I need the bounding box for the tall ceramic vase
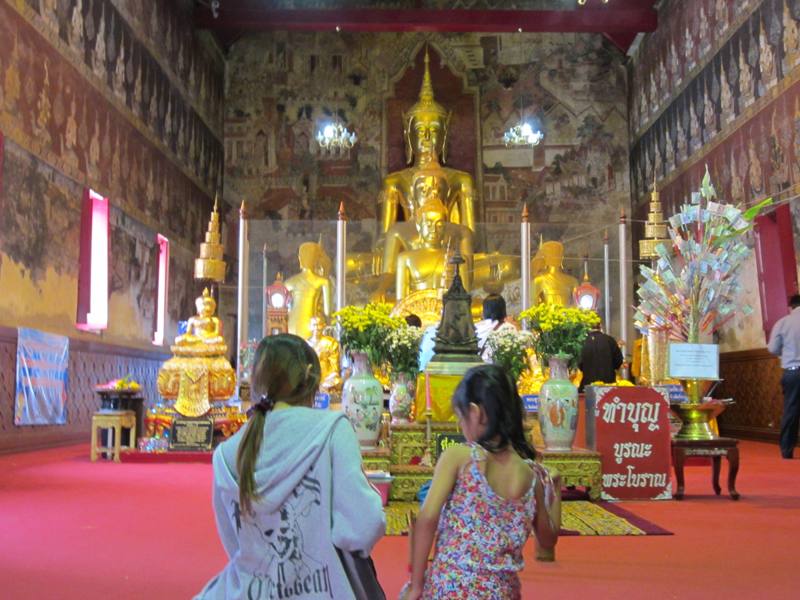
[342,352,384,448]
[389,372,414,424]
[538,354,579,452]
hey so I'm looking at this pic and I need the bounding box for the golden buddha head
[298,242,323,271]
[538,241,565,268]
[415,195,447,248]
[403,48,452,165]
[411,162,449,209]
[196,288,217,317]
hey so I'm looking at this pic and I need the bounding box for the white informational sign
[668,343,719,380]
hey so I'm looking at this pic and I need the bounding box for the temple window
[76,188,109,332]
[153,234,170,346]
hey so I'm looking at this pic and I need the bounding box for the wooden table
[671,437,740,500]
[536,447,602,500]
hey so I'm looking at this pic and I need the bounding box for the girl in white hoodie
[196,334,386,600]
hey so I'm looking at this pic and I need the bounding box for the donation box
[590,386,672,501]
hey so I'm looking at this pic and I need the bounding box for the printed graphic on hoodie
[243,465,333,599]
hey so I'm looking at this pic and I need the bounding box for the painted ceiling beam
[195,8,657,34]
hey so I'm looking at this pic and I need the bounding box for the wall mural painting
[0,4,222,244]
[630,0,800,351]
[630,0,800,209]
[226,31,630,278]
[18,0,225,191]
[0,143,82,282]
[0,0,225,346]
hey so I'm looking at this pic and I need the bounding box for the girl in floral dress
[402,364,560,600]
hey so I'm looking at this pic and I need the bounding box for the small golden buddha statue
[394,195,473,301]
[159,288,235,417]
[156,207,237,421]
[307,316,342,397]
[285,242,333,340]
[174,288,226,350]
[532,241,578,307]
[378,48,475,240]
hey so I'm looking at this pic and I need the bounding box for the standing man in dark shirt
[767,294,800,459]
[579,319,623,392]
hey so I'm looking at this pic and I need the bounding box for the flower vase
[342,352,384,448]
[389,372,414,424]
[538,354,579,452]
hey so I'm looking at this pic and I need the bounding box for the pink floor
[1,440,798,599]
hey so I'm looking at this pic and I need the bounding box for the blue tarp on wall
[14,328,69,426]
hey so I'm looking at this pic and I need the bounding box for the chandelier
[503,122,544,147]
[577,0,609,5]
[503,95,544,147]
[316,122,357,152]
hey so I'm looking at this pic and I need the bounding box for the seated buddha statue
[532,241,578,307]
[378,48,475,249]
[285,242,333,340]
[161,287,234,417]
[174,288,226,352]
[307,316,342,397]
[394,193,473,301]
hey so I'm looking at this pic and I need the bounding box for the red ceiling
[195,1,657,54]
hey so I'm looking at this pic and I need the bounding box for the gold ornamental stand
[671,379,719,440]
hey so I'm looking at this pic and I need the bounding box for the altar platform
[368,419,603,503]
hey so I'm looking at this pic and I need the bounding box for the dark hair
[237,334,321,513]
[482,294,507,321]
[405,314,422,328]
[451,364,535,461]
[789,294,800,308]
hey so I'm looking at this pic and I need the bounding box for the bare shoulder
[436,444,472,472]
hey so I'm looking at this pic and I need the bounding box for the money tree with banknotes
[633,167,772,344]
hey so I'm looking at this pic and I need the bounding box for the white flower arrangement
[485,327,537,381]
[385,325,424,378]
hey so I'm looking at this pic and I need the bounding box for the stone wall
[0,0,224,448]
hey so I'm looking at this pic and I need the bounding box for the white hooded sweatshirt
[195,407,386,600]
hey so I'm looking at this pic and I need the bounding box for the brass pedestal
[671,403,718,440]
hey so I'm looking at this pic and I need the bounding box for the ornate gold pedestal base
[536,447,602,501]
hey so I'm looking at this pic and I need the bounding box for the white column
[520,204,531,326]
[618,210,628,347]
[261,244,268,337]
[335,202,347,312]
[237,201,250,385]
[603,229,611,332]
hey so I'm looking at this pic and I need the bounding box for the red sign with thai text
[593,386,672,501]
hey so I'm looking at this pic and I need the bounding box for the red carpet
[1,440,798,599]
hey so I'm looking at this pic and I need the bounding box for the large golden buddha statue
[532,241,578,306]
[379,49,475,243]
[285,242,333,340]
[381,163,473,300]
[307,316,342,398]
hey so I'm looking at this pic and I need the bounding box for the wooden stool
[91,410,136,462]
[671,437,740,500]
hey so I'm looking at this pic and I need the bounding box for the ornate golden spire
[194,194,226,282]
[639,175,669,260]
[405,46,449,122]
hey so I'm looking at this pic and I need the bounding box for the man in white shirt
[767,294,800,459]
